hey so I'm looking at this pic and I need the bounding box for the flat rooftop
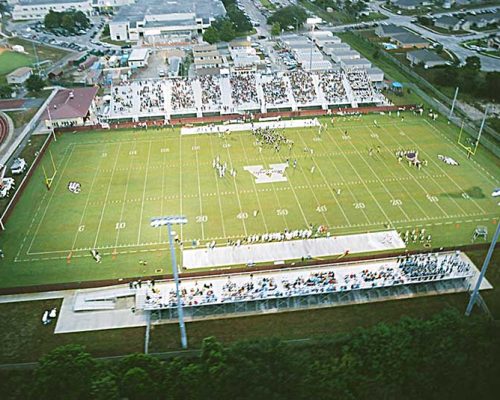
[112,0,226,24]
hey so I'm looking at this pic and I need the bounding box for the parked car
[10,158,27,175]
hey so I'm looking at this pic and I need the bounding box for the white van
[10,158,27,175]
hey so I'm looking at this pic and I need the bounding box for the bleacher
[136,251,474,315]
[106,68,387,120]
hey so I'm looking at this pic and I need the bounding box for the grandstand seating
[137,252,473,311]
[107,69,386,120]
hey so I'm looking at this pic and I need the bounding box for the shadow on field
[442,186,486,199]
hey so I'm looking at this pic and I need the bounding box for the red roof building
[43,87,98,129]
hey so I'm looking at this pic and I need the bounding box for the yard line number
[115,222,126,230]
[196,215,208,223]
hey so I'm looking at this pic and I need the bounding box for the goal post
[42,151,57,190]
[457,121,478,157]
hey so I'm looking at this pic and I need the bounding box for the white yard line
[366,125,431,219]
[378,124,452,217]
[19,144,72,259]
[237,135,270,233]
[223,137,248,237]
[343,128,412,221]
[158,136,168,243]
[296,130,351,226]
[93,143,122,249]
[194,137,206,240]
[320,128,373,224]
[394,122,477,216]
[179,134,184,240]
[114,143,137,248]
[208,135,228,238]
[17,213,499,262]
[27,144,76,255]
[330,127,394,226]
[424,119,499,185]
[70,145,109,252]
[257,146,308,228]
[136,141,152,245]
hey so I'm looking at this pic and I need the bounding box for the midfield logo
[244,163,288,184]
[68,181,81,194]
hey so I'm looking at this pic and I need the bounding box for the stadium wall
[55,104,417,133]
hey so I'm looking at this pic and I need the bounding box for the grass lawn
[0,113,498,289]
[0,50,34,76]
[7,37,69,65]
[0,246,498,363]
[0,299,144,364]
[259,0,276,10]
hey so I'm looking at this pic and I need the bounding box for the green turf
[0,113,498,288]
[0,50,34,76]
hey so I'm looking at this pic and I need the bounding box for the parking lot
[7,16,109,53]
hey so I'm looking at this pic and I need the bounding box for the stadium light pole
[150,215,188,349]
[465,219,500,316]
[448,87,459,120]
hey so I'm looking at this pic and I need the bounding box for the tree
[74,11,90,29]
[61,14,74,33]
[226,4,252,33]
[90,371,119,400]
[267,5,307,31]
[44,10,61,30]
[464,55,481,71]
[32,345,97,400]
[0,84,13,99]
[203,26,220,44]
[26,74,45,92]
[271,22,281,37]
[218,19,236,42]
[120,368,153,400]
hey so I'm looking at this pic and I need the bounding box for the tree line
[203,0,253,44]
[1,309,499,400]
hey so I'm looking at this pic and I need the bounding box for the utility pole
[465,221,500,316]
[448,86,459,120]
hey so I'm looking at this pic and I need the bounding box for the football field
[0,113,498,287]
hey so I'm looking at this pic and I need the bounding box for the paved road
[369,1,500,71]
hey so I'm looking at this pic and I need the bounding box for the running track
[0,113,9,146]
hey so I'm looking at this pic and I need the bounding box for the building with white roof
[11,0,93,20]
[127,48,150,68]
[109,0,226,43]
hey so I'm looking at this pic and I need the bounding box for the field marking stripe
[158,136,168,243]
[26,143,76,255]
[21,212,499,257]
[93,143,122,249]
[252,137,293,230]
[70,144,109,251]
[331,127,394,224]
[194,136,205,240]
[378,124,453,217]
[365,125,431,219]
[297,129,352,227]
[114,142,137,248]
[237,134,270,232]
[179,134,183,240]
[318,124,372,224]
[137,141,152,245]
[343,127,412,222]
[208,134,228,238]
[423,119,498,185]
[405,121,482,215]
[223,135,248,237]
